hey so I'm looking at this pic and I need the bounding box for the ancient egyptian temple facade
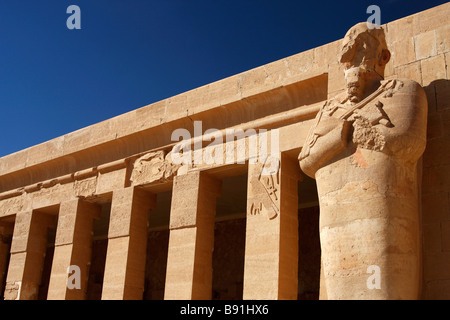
[0,4,449,300]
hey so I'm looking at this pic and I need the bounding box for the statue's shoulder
[324,91,348,109]
[380,78,428,124]
[380,78,426,98]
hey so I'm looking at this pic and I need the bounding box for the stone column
[47,199,100,300]
[243,153,300,299]
[102,187,156,300]
[0,221,14,297]
[164,171,221,300]
[4,211,56,300]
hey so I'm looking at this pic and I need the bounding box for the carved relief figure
[299,23,427,299]
[130,150,180,186]
[249,156,280,220]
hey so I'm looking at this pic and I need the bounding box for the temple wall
[384,4,449,299]
[0,3,448,300]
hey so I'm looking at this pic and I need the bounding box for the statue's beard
[345,67,364,103]
[346,82,362,102]
[344,65,384,103]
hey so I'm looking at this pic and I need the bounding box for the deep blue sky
[0,0,447,157]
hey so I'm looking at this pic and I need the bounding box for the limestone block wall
[387,4,449,300]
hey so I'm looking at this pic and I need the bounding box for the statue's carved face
[339,23,390,103]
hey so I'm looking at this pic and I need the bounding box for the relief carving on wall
[130,150,181,186]
[249,156,280,220]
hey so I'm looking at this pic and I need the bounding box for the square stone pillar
[102,187,156,300]
[164,171,221,300]
[47,199,100,300]
[4,211,56,300]
[0,221,14,297]
[243,153,300,299]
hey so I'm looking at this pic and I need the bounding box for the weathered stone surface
[102,187,156,300]
[73,176,97,198]
[5,211,56,300]
[96,168,126,194]
[244,153,300,299]
[164,171,221,300]
[47,199,100,300]
[130,150,180,186]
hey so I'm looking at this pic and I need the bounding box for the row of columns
[0,153,301,300]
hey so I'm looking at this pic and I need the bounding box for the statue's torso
[299,78,428,181]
